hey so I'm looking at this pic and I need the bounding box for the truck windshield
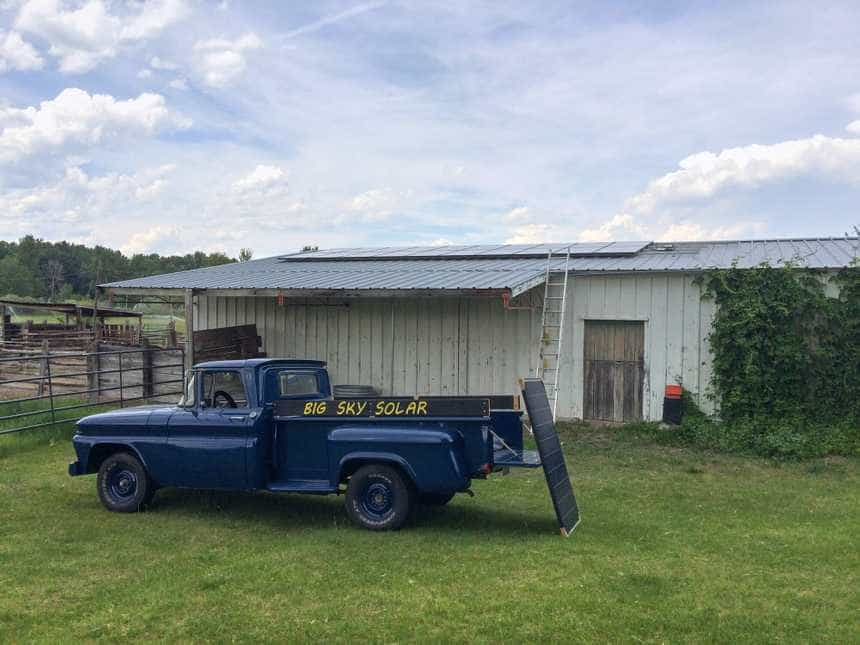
[178,373,197,407]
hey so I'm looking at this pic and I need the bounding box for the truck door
[166,369,252,489]
[266,368,330,483]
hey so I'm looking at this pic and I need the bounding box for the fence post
[37,339,49,397]
[141,338,153,401]
[0,303,5,343]
[45,347,55,426]
[167,319,177,348]
[118,350,124,408]
[87,341,100,403]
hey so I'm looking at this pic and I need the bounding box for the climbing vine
[691,261,860,457]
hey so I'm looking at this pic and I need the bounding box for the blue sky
[1,0,859,257]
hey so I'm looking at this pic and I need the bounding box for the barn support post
[184,289,195,375]
[0,303,5,343]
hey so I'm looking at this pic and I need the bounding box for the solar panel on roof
[593,241,650,254]
[278,241,653,262]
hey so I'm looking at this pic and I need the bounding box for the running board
[267,479,336,494]
[520,378,581,537]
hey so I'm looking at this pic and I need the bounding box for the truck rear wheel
[97,451,153,513]
[345,464,413,530]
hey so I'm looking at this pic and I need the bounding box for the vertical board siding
[560,272,714,420]
[194,272,714,421]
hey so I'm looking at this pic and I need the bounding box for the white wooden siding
[194,272,715,421]
[559,273,715,420]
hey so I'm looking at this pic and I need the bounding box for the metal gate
[583,320,644,423]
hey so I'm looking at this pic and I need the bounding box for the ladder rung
[543,323,561,327]
[547,282,566,286]
[545,296,564,300]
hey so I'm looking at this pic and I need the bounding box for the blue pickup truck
[70,359,578,532]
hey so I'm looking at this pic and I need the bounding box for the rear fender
[328,424,469,493]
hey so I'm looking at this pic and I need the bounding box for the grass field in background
[1,425,858,642]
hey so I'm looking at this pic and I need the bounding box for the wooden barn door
[583,320,644,423]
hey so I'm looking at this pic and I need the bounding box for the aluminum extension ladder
[535,246,570,420]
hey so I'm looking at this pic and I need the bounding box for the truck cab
[70,359,547,531]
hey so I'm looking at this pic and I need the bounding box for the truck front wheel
[345,464,413,530]
[97,451,154,513]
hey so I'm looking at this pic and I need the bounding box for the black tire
[419,492,455,506]
[97,451,153,513]
[345,464,414,530]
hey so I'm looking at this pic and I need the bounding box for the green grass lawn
[1,426,858,643]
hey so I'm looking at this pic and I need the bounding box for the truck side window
[202,371,248,408]
[278,372,319,397]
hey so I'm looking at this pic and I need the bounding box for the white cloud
[501,206,530,223]
[660,221,766,242]
[121,224,181,255]
[625,135,860,215]
[193,32,263,87]
[847,120,860,135]
[0,88,188,164]
[342,187,411,222]
[578,214,764,243]
[505,223,554,244]
[578,214,648,242]
[168,78,187,91]
[150,55,178,71]
[0,30,44,73]
[579,133,860,244]
[120,0,188,41]
[0,164,175,227]
[14,0,189,74]
[137,68,152,79]
[232,164,287,192]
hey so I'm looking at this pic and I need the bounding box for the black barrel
[662,384,683,425]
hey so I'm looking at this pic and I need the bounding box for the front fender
[328,424,469,494]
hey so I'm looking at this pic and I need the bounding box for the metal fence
[0,345,185,435]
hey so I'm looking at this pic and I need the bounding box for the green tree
[0,255,39,298]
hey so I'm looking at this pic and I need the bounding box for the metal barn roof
[101,237,859,297]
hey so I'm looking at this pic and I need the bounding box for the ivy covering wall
[668,262,859,459]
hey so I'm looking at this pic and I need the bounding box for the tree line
[0,236,236,301]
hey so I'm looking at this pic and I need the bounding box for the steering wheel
[212,390,237,408]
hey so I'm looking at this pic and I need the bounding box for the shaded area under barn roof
[101,237,859,297]
[0,299,142,318]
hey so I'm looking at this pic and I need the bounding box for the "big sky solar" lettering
[301,400,431,417]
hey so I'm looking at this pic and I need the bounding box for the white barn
[101,238,858,422]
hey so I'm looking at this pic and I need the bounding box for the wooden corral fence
[86,343,185,405]
[0,343,184,435]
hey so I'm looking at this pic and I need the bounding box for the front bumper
[68,461,84,476]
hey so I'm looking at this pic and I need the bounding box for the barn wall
[558,273,715,420]
[194,271,715,421]
[195,291,544,400]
